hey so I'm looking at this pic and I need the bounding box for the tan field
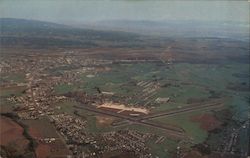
[97,102,149,114]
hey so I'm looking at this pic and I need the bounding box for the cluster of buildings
[50,113,97,155]
[101,130,153,158]
[3,54,110,119]
[220,120,249,157]
[10,73,59,119]
[1,55,159,157]
[134,80,162,107]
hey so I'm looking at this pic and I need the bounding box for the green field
[54,100,79,114]
[152,111,209,144]
[0,73,26,84]
[54,84,78,94]
[0,97,17,113]
[72,62,249,109]
[0,86,26,97]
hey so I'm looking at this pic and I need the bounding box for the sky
[0,0,249,24]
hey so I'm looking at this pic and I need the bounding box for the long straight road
[74,105,185,138]
[74,99,224,139]
[112,100,224,127]
[139,101,224,120]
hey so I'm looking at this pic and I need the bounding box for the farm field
[0,116,33,157]
[23,117,71,158]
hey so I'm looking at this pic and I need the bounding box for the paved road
[74,99,223,139]
[112,101,223,127]
[139,102,223,120]
[74,105,185,138]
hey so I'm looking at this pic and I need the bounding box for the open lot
[23,117,71,158]
[0,116,30,156]
[0,85,26,97]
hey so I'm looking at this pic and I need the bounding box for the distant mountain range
[1,18,248,48]
[0,18,146,48]
[0,18,249,64]
[76,19,249,40]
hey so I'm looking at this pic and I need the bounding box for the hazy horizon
[1,0,249,25]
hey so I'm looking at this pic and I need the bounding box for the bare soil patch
[98,102,149,114]
[0,116,29,151]
[96,115,115,126]
[190,113,221,131]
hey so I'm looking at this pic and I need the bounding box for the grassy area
[54,100,79,115]
[78,62,249,106]
[0,86,26,97]
[23,117,60,138]
[0,98,16,113]
[230,95,250,122]
[0,73,26,84]
[85,115,114,133]
[152,102,187,112]
[54,84,78,94]
[152,111,209,144]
